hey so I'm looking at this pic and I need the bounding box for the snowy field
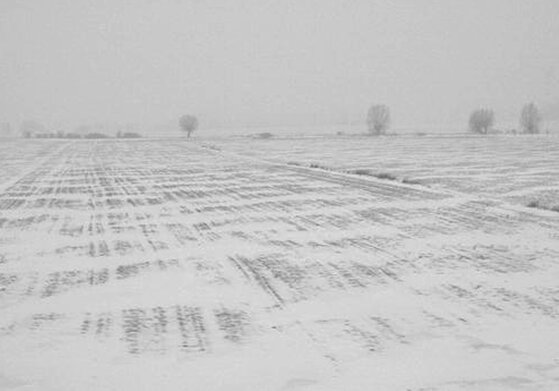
[209,135,559,208]
[1,136,559,390]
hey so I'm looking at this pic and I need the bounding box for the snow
[1,136,558,390]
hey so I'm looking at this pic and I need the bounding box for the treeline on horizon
[0,101,550,139]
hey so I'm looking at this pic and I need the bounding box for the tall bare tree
[468,109,494,134]
[366,104,390,135]
[519,102,541,134]
[179,115,198,138]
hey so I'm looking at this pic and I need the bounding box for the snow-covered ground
[1,136,558,390]
[208,134,559,207]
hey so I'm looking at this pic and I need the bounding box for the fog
[1,0,558,135]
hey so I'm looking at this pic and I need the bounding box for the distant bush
[35,131,84,139]
[84,132,110,139]
[117,132,142,138]
[526,200,559,213]
[527,200,540,208]
[20,120,45,138]
[254,132,274,139]
[349,169,397,181]
[402,178,422,185]
[310,163,329,170]
[351,169,373,176]
[374,172,398,180]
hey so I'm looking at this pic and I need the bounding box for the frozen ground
[0,136,558,390]
[208,135,559,208]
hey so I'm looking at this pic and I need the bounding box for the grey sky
[1,0,558,133]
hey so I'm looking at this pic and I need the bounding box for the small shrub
[309,163,334,171]
[527,200,559,213]
[374,172,397,181]
[348,169,398,181]
[254,132,273,139]
[351,169,373,176]
[526,200,540,208]
[402,178,422,185]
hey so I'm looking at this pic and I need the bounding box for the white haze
[1,0,558,135]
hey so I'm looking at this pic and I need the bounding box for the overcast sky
[1,0,558,133]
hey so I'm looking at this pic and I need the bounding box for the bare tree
[179,115,198,138]
[366,104,390,135]
[519,102,541,134]
[468,109,494,134]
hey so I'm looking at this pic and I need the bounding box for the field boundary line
[192,142,472,200]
